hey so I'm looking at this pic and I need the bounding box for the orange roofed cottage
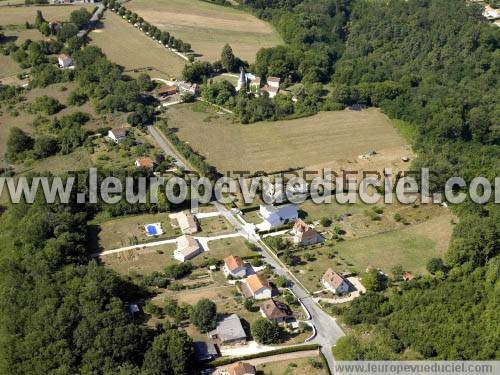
[220,362,256,375]
[243,274,272,300]
[134,157,155,169]
[223,255,247,278]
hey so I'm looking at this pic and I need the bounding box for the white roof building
[257,204,299,231]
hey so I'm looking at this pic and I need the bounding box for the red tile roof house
[260,299,292,324]
[220,362,256,375]
[242,274,272,300]
[134,157,155,169]
[322,268,349,294]
[291,219,322,245]
[223,255,247,278]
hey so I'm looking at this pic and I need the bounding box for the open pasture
[165,103,408,173]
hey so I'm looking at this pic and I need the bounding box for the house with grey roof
[208,314,246,346]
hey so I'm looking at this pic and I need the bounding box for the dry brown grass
[0,4,93,25]
[127,0,283,62]
[165,103,408,173]
[88,11,186,78]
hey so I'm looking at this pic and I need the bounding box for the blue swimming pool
[146,225,158,235]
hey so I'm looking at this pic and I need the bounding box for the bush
[320,217,332,227]
[190,299,217,333]
[164,262,193,279]
[31,95,64,115]
[251,318,282,344]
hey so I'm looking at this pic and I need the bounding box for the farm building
[260,299,291,323]
[107,127,129,144]
[322,268,349,294]
[257,204,298,231]
[208,314,247,347]
[174,235,202,262]
[169,211,199,235]
[134,157,155,169]
[223,255,247,278]
[156,85,177,100]
[291,219,322,245]
[243,274,272,300]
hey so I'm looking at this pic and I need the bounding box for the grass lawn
[127,0,283,62]
[205,236,255,260]
[89,11,186,79]
[288,211,455,292]
[0,4,94,26]
[164,103,407,173]
[257,356,327,375]
[89,212,182,252]
[199,216,233,235]
[99,244,177,275]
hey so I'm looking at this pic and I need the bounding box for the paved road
[147,125,189,171]
[211,202,344,371]
[77,3,105,38]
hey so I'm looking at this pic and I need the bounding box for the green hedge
[206,344,319,367]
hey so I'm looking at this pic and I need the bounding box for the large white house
[257,204,298,231]
[174,235,202,262]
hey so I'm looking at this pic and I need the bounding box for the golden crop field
[89,11,186,78]
[164,103,409,173]
[127,0,283,62]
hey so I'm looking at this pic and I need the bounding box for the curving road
[211,202,344,371]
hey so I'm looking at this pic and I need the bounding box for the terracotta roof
[322,268,346,290]
[58,53,70,60]
[293,219,319,241]
[260,299,290,321]
[227,362,256,375]
[402,271,414,281]
[157,85,177,95]
[224,255,245,272]
[135,157,155,168]
[245,274,270,295]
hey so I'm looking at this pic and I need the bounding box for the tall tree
[221,43,237,72]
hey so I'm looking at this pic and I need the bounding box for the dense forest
[243,0,500,360]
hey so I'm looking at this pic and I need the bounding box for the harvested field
[165,103,408,173]
[127,0,283,62]
[89,11,186,78]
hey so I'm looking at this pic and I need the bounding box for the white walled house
[58,53,73,68]
[223,255,247,278]
[243,274,272,300]
[107,127,129,144]
[257,204,298,231]
[322,268,349,294]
